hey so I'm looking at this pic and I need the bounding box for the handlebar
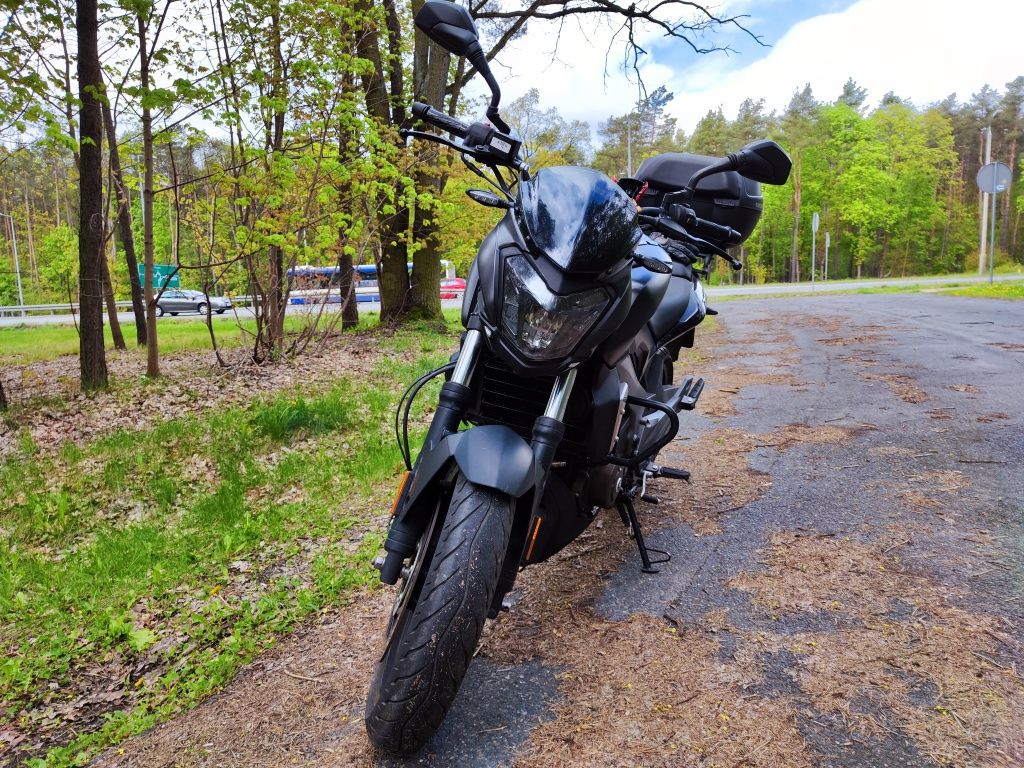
[638,210,744,271]
[412,101,469,138]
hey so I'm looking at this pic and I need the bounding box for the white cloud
[483,0,1024,139]
[669,0,1024,130]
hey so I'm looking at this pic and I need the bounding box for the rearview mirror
[415,0,481,58]
[414,1,510,133]
[732,140,792,186]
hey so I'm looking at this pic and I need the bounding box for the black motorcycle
[365,0,792,753]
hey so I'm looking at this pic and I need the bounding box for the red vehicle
[439,277,467,299]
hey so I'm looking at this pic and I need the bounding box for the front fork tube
[379,330,482,584]
[522,368,576,557]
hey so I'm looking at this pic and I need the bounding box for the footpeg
[675,377,704,411]
[655,465,690,482]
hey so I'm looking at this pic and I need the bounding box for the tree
[77,0,109,389]
[358,0,758,322]
[687,107,730,155]
[595,86,681,176]
[779,84,819,282]
[838,77,868,112]
[504,88,592,166]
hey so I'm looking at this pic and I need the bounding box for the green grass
[0,319,460,767]
[0,313,386,365]
[940,282,1024,300]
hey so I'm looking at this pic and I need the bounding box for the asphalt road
[710,272,1024,296]
[93,293,1024,767]
[394,293,1024,766]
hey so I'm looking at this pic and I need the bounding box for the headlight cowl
[501,255,608,360]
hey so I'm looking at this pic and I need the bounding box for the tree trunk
[410,195,443,321]
[23,185,39,286]
[77,0,109,390]
[0,377,8,410]
[405,3,451,321]
[263,5,287,357]
[139,12,159,377]
[103,93,147,345]
[790,184,801,282]
[101,247,126,350]
[379,209,411,321]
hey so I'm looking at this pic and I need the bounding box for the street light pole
[0,212,25,316]
[979,126,992,275]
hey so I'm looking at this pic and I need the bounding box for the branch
[450,0,763,94]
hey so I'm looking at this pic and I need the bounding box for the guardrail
[0,296,255,317]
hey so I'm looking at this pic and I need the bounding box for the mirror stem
[467,46,510,133]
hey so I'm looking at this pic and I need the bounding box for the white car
[156,289,233,316]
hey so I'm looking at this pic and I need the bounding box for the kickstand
[616,495,668,574]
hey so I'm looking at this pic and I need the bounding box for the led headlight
[501,256,608,360]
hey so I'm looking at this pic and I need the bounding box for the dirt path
[93,294,1024,767]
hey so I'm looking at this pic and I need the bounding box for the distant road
[0,299,464,329]
[1,274,1021,328]
[710,272,1024,297]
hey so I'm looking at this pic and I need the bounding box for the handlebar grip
[692,216,741,243]
[411,101,469,138]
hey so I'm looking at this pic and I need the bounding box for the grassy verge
[0,318,459,767]
[939,282,1024,300]
[0,313,387,365]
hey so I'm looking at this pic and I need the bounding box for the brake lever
[400,128,526,173]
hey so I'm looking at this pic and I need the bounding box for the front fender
[402,425,535,520]
[452,425,535,497]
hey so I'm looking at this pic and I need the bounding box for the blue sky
[493,0,1024,136]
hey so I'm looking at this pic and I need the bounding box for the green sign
[137,264,179,289]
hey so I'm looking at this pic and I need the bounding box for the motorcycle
[365,0,792,754]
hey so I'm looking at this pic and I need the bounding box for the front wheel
[196,302,208,315]
[365,473,514,754]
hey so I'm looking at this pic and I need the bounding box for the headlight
[501,255,608,360]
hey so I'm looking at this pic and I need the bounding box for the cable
[394,362,456,470]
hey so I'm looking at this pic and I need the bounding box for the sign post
[976,162,1012,285]
[824,231,830,282]
[810,212,820,291]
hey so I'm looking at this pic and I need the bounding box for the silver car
[156,289,232,316]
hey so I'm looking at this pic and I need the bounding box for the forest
[1,0,1022,390]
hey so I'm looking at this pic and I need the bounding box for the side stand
[616,494,668,574]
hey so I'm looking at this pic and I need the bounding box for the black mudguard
[402,425,535,522]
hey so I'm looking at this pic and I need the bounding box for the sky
[485,0,1024,137]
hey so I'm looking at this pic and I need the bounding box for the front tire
[365,473,514,754]
[197,302,208,315]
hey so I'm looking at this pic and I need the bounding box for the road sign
[976,162,1012,194]
[137,264,179,289]
[975,162,1011,284]
[811,211,820,233]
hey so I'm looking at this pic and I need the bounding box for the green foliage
[38,225,79,295]
[0,318,460,766]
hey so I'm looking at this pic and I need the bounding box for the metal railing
[0,297,255,318]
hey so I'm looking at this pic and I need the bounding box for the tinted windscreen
[517,166,640,273]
